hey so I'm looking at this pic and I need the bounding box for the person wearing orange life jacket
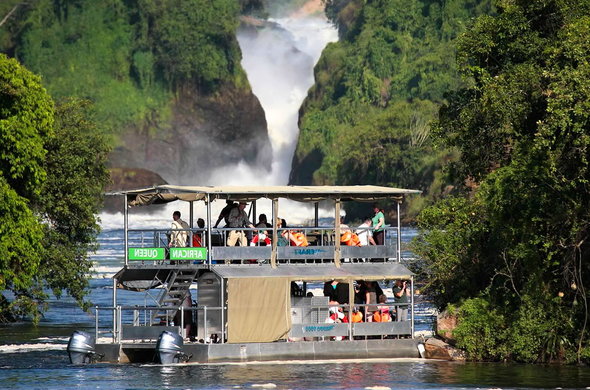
[351,307,363,323]
[373,294,392,322]
[340,230,361,246]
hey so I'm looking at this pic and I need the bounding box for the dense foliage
[0,54,110,322]
[1,0,247,136]
[292,0,493,217]
[413,0,590,363]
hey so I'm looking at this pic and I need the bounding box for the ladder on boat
[150,269,197,326]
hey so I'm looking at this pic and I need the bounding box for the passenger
[339,215,351,232]
[226,202,256,247]
[192,218,205,247]
[323,280,350,305]
[250,214,272,246]
[393,280,410,322]
[351,307,363,323]
[325,307,348,341]
[214,200,237,228]
[326,307,347,323]
[355,216,377,246]
[275,218,288,246]
[365,281,379,321]
[169,211,189,247]
[279,219,308,247]
[173,290,193,338]
[373,294,392,322]
[291,281,304,297]
[354,280,367,305]
[340,230,361,246]
[371,204,386,245]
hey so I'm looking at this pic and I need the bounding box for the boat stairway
[150,269,197,325]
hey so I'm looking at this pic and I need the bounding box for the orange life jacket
[340,231,361,246]
[192,233,203,247]
[373,309,391,322]
[290,232,309,247]
[351,311,363,323]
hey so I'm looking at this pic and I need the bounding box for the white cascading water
[99,1,338,228]
[208,9,338,185]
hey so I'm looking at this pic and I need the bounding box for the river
[2,225,590,389]
[2,2,590,389]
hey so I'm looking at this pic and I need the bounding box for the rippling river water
[2,226,590,389]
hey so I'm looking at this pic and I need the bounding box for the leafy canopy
[414,0,590,363]
[0,54,110,322]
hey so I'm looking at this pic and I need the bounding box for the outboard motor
[155,331,191,364]
[67,331,102,364]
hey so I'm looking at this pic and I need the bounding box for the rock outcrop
[103,167,168,212]
[424,338,465,361]
[112,82,272,184]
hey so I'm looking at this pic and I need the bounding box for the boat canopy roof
[114,263,413,291]
[112,184,421,206]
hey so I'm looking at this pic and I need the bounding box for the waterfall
[99,2,338,227]
[207,4,338,186]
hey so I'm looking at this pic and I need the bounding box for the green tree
[35,98,111,313]
[0,53,53,321]
[292,0,493,218]
[415,0,590,362]
[0,54,110,322]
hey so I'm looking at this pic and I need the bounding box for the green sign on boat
[127,247,208,261]
[128,247,165,260]
[170,247,207,260]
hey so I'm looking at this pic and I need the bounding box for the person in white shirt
[355,216,376,246]
[169,210,189,247]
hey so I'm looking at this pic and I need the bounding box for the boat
[68,185,424,364]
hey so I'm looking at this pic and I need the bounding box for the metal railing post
[206,194,212,268]
[221,278,225,344]
[410,276,415,338]
[124,195,129,266]
[180,308,185,337]
[95,306,99,341]
[397,201,402,262]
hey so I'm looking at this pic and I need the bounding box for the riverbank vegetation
[291,0,493,217]
[413,0,590,363]
[0,55,110,322]
[0,0,249,138]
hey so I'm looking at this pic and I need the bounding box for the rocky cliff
[111,82,271,184]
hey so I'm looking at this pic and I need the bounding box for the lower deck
[97,338,422,364]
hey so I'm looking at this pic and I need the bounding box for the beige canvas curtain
[227,277,291,343]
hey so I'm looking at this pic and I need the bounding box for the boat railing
[95,301,411,344]
[289,301,412,340]
[125,226,401,266]
[95,305,225,343]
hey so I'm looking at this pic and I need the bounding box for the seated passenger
[372,294,392,322]
[250,214,272,246]
[226,202,256,247]
[351,307,363,323]
[276,218,289,246]
[326,307,348,323]
[278,219,308,247]
[192,218,205,247]
[340,230,361,246]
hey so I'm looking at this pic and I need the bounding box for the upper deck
[114,184,421,270]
